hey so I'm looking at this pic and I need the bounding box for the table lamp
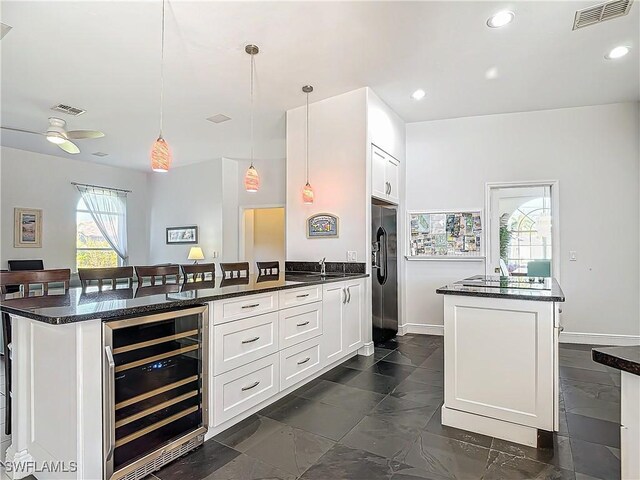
[187,246,205,264]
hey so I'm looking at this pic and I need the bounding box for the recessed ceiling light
[487,10,515,28]
[92,152,109,157]
[411,89,426,100]
[605,45,630,59]
[485,67,499,80]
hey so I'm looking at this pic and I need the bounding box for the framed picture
[166,226,198,245]
[14,208,42,248]
[307,213,339,238]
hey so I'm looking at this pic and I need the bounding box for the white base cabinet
[210,278,366,436]
[621,371,640,480]
[443,294,559,447]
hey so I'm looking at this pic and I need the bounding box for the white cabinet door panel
[280,338,322,390]
[322,282,346,363]
[213,292,278,324]
[344,279,364,353]
[279,302,323,349]
[372,146,388,200]
[279,285,322,309]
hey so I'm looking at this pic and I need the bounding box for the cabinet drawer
[213,292,278,324]
[213,312,279,375]
[213,353,279,426]
[279,302,323,349]
[280,338,322,391]
[279,285,322,308]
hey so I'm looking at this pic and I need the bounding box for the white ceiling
[1,1,638,171]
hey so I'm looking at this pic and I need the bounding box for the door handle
[297,357,311,365]
[296,294,310,298]
[242,336,260,344]
[296,321,310,327]
[104,346,116,462]
[342,288,347,304]
[242,303,261,309]
[347,287,351,303]
[241,381,261,391]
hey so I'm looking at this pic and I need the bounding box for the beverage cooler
[103,305,209,480]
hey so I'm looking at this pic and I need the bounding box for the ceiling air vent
[573,0,634,29]
[50,104,86,116]
[206,114,231,124]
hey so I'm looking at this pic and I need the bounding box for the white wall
[148,157,286,266]
[0,147,150,270]
[405,102,640,342]
[286,88,368,262]
[148,159,224,265]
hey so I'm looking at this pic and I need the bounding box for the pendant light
[301,85,314,204]
[151,0,172,173]
[244,44,260,192]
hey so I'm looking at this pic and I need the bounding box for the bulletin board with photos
[408,210,484,259]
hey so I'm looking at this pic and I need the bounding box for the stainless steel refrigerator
[371,203,398,344]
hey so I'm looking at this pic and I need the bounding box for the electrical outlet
[569,251,577,262]
[212,251,219,259]
[347,251,357,262]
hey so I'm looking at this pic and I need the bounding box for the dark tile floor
[149,335,621,480]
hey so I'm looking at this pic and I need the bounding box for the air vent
[92,152,109,157]
[50,104,86,116]
[206,114,231,124]
[573,0,634,29]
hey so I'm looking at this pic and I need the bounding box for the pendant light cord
[159,0,166,138]
[305,91,309,184]
[250,52,255,167]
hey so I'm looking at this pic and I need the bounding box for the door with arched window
[487,183,557,278]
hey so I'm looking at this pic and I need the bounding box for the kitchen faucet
[319,257,326,276]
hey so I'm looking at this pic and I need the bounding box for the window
[76,198,120,268]
[506,197,552,275]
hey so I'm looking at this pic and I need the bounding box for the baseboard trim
[358,341,375,356]
[560,331,640,346]
[401,323,444,336]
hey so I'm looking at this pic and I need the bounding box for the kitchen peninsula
[1,268,368,480]
[436,275,565,448]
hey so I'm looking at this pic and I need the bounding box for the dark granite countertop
[592,346,640,376]
[0,272,368,325]
[436,275,565,302]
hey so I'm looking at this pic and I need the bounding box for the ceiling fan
[1,117,104,154]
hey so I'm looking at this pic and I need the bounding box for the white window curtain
[76,185,129,265]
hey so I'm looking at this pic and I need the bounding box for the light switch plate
[347,251,357,262]
[569,251,577,261]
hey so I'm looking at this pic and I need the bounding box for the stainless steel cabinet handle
[297,357,311,365]
[242,303,260,309]
[104,346,116,462]
[389,183,392,195]
[296,294,310,298]
[347,286,351,303]
[296,321,310,327]
[342,288,347,304]
[559,326,565,333]
[242,336,260,344]
[241,381,261,391]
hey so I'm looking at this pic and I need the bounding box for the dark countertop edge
[0,273,369,325]
[592,347,640,376]
[435,287,565,302]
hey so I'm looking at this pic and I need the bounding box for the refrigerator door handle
[376,227,387,284]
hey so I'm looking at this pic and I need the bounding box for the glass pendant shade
[302,182,314,204]
[244,165,260,192]
[151,136,172,173]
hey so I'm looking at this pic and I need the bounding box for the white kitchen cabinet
[322,279,365,363]
[371,145,400,204]
[621,371,640,480]
[322,282,346,363]
[343,279,364,352]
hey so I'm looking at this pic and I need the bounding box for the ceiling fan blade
[0,126,43,136]
[57,140,80,154]
[66,130,104,140]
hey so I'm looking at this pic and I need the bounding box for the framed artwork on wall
[307,213,339,238]
[14,207,42,248]
[166,226,198,245]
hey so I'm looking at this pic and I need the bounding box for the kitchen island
[1,271,368,480]
[593,346,640,480]
[436,275,565,448]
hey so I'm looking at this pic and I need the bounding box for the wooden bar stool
[78,266,134,290]
[181,263,216,283]
[256,261,280,276]
[0,269,70,296]
[134,265,180,286]
[220,262,250,279]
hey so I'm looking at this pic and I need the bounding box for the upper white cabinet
[372,145,400,204]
